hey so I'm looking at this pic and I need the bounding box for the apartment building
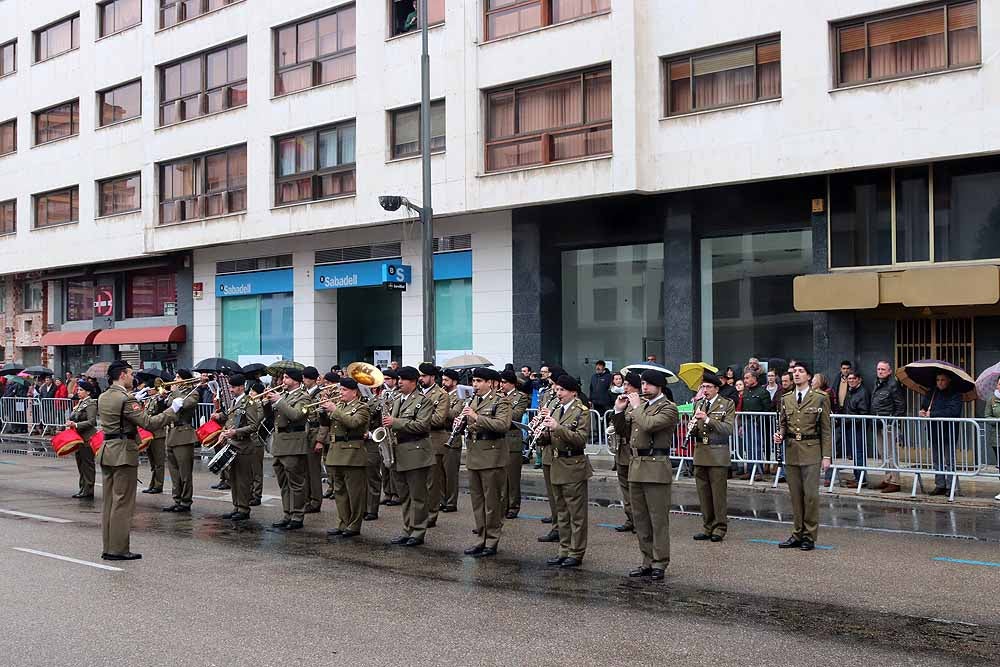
[0,0,997,383]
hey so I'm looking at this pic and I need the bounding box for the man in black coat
[841,371,871,487]
[870,361,906,493]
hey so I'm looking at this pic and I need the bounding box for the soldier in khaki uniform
[626,369,678,581]
[66,380,98,498]
[537,374,592,568]
[320,371,341,499]
[774,363,832,550]
[362,383,388,520]
[380,370,401,506]
[301,367,325,513]
[688,372,735,542]
[137,371,167,495]
[248,380,267,506]
[163,369,201,513]
[265,369,312,530]
[213,374,261,521]
[499,369,529,519]
[418,363,452,528]
[609,372,643,532]
[320,378,370,538]
[461,368,513,558]
[382,366,434,546]
[97,361,179,560]
[536,365,565,543]
[440,369,464,512]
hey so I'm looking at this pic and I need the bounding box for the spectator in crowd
[738,370,774,479]
[871,361,905,493]
[589,360,613,414]
[723,367,737,386]
[841,371,871,488]
[37,375,56,400]
[520,366,532,382]
[66,375,78,397]
[744,357,764,381]
[765,369,779,400]
[610,372,625,398]
[919,373,964,496]
[389,361,400,372]
[982,377,1000,501]
[735,379,745,394]
[53,378,68,399]
[719,377,739,403]
[774,372,793,412]
[645,354,657,363]
[835,360,853,414]
[812,373,840,486]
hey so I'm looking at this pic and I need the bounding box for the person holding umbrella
[919,373,964,496]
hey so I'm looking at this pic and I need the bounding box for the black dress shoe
[505,511,518,520]
[710,534,724,543]
[72,492,84,498]
[231,512,249,521]
[340,530,360,538]
[541,516,553,524]
[628,567,653,577]
[249,499,261,506]
[217,483,231,491]
[303,506,321,514]
[327,528,344,537]
[800,540,815,551]
[650,568,665,580]
[426,520,437,528]
[140,488,156,494]
[102,552,142,561]
[380,498,390,505]
[546,556,566,566]
[221,512,237,519]
[441,506,457,513]
[537,530,559,543]
[473,547,496,558]
[929,487,949,496]
[614,523,635,533]
[76,493,95,499]
[778,537,803,549]
[363,513,378,521]
[693,533,711,541]
[390,535,409,545]
[272,519,291,528]
[559,557,582,569]
[323,491,335,499]
[162,505,190,513]
[285,520,304,530]
[464,545,485,556]
[385,498,401,506]
[402,537,424,547]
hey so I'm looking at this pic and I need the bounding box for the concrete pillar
[662,193,697,372]
[471,212,513,369]
[175,254,194,368]
[512,216,541,367]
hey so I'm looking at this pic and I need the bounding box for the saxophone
[371,388,398,468]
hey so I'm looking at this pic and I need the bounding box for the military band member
[320,378,371,538]
[440,369,464,512]
[382,366,434,547]
[538,375,593,568]
[266,369,312,530]
[499,369,529,519]
[773,363,832,551]
[380,369,401,506]
[163,369,200,513]
[136,371,167,495]
[321,371,341,499]
[97,360,179,560]
[461,368,513,558]
[419,363,451,528]
[627,369,678,581]
[213,375,261,521]
[363,383,388,520]
[688,372,735,542]
[537,365,566,543]
[300,366,325,513]
[609,372,643,533]
[248,380,268,506]
[66,380,98,498]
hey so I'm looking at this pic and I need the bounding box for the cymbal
[346,362,385,388]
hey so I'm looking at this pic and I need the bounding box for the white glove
[170,397,185,413]
[134,388,150,400]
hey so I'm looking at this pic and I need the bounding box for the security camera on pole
[380,0,435,364]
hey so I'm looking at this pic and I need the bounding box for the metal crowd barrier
[829,414,984,502]
[974,418,1000,480]
[0,396,42,435]
[36,398,75,435]
[732,411,784,486]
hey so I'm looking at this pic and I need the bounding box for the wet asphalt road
[1,453,999,666]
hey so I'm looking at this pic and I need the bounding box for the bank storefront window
[701,231,813,369]
[217,268,294,361]
[433,250,473,356]
[65,279,94,321]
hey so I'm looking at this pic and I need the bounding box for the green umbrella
[266,360,305,378]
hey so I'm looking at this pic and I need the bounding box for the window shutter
[692,46,755,76]
[948,2,977,30]
[757,41,780,65]
[839,25,866,53]
[868,9,944,48]
[669,60,691,80]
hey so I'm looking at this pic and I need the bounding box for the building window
[275,123,356,205]
[159,145,247,224]
[665,37,780,116]
[99,173,141,217]
[435,278,472,351]
[0,40,15,77]
[830,169,892,268]
[35,15,80,63]
[99,0,142,37]
[0,119,15,156]
[0,199,15,235]
[390,0,444,37]
[934,155,1000,262]
[485,65,611,172]
[34,100,80,145]
[34,187,79,228]
[274,5,356,96]
[65,280,94,321]
[485,0,609,41]
[160,0,242,29]
[159,40,247,126]
[127,272,176,318]
[390,100,445,159]
[23,282,43,312]
[99,80,142,126]
[835,1,979,87]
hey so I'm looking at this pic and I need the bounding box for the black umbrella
[24,365,54,376]
[240,363,267,378]
[0,362,25,375]
[193,357,242,375]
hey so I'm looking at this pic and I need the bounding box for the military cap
[701,371,722,388]
[624,372,642,390]
[640,369,667,388]
[383,369,399,380]
[472,367,492,381]
[418,362,439,376]
[442,369,461,382]
[397,366,419,381]
[555,374,580,392]
[229,374,246,387]
[303,366,320,380]
[339,377,359,390]
[500,369,518,384]
[324,372,340,384]
[176,368,193,380]
[284,368,303,382]
[77,380,95,394]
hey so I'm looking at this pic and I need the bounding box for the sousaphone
[345,362,385,388]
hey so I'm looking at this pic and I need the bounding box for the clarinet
[447,396,474,448]
[687,399,707,444]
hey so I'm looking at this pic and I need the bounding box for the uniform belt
[333,435,362,442]
[101,432,133,440]
[474,433,503,441]
[277,425,306,433]
[552,447,586,458]
[791,435,819,442]
[396,434,423,444]
[633,448,670,456]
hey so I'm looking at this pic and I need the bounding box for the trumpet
[154,376,201,389]
[301,386,342,414]
[247,387,287,405]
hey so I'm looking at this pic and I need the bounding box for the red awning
[40,330,101,346]
[92,326,187,345]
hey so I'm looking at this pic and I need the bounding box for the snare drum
[89,430,152,455]
[197,419,223,447]
[51,429,84,457]
[89,431,104,455]
[207,442,237,475]
[137,428,154,453]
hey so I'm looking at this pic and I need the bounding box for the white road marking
[12,548,123,572]
[0,509,73,523]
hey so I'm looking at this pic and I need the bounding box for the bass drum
[52,429,84,457]
[207,442,237,475]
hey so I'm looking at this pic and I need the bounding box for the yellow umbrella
[678,362,719,391]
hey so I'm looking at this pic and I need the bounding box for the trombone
[247,386,287,405]
[301,386,342,414]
